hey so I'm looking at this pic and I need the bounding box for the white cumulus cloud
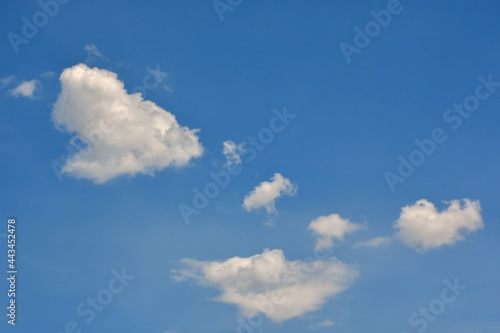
[173,249,358,322]
[243,173,297,214]
[10,79,39,98]
[394,199,483,252]
[308,214,362,250]
[51,63,203,183]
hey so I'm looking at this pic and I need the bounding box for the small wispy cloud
[308,319,335,330]
[222,140,244,167]
[148,65,169,83]
[10,79,39,98]
[354,236,391,249]
[40,71,56,78]
[0,75,15,88]
[146,64,171,93]
[84,44,105,63]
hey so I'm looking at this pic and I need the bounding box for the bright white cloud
[243,173,297,214]
[51,63,203,183]
[354,237,391,249]
[308,214,362,250]
[173,249,358,322]
[394,199,483,252]
[10,79,38,98]
[222,140,244,167]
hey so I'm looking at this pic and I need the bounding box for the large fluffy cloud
[243,173,297,213]
[394,199,483,252]
[308,214,362,250]
[173,249,357,322]
[51,64,203,183]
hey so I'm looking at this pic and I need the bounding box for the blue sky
[1,1,499,332]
